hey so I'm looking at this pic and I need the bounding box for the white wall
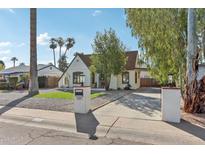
[116,70,140,90]
[109,74,118,90]
[58,55,91,88]
[38,65,63,77]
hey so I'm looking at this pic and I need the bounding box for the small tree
[91,28,126,90]
[0,60,5,70]
[11,57,18,67]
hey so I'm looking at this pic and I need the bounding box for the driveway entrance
[94,87,161,120]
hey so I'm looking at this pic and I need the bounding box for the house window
[73,72,83,84]
[122,72,129,84]
[135,72,138,83]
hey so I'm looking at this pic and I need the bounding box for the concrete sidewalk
[0,105,205,144]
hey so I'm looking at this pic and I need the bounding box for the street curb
[91,91,133,112]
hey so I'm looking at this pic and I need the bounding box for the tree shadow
[0,95,31,115]
[75,111,99,139]
[115,93,161,117]
[167,119,205,141]
[135,87,161,94]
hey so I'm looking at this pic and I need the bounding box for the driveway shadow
[168,119,205,141]
[135,87,161,94]
[115,93,161,117]
[0,95,31,115]
[75,111,99,139]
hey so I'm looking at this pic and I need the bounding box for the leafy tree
[91,28,126,90]
[126,8,205,113]
[29,8,39,96]
[11,57,18,67]
[58,55,69,72]
[49,38,57,66]
[0,60,5,70]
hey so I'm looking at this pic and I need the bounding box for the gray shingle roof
[0,64,48,75]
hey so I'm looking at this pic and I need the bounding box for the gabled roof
[76,50,138,70]
[0,64,59,75]
[58,50,138,81]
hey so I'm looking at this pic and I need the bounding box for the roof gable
[77,50,138,70]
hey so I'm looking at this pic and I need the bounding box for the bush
[8,77,18,89]
[0,81,9,90]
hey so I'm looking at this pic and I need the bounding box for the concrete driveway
[94,87,161,120]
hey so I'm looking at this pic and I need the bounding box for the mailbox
[73,86,91,113]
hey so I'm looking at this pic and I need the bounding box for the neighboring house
[0,64,63,88]
[58,50,142,90]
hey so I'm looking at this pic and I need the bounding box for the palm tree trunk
[14,61,15,67]
[53,49,56,66]
[63,49,68,57]
[29,8,39,96]
[59,47,61,60]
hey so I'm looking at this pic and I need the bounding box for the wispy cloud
[17,42,25,47]
[0,8,15,14]
[37,32,50,45]
[0,49,11,55]
[0,41,11,48]
[92,10,102,17]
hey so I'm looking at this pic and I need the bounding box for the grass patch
[90,92,105,99]
[34,91,105,100]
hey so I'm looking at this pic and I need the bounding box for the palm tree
[57,37,65,60]
[11,57,18,67]
[0,60,5,70]
[29,8,39,96]
[49,38,57,66]
[63,37,75,57]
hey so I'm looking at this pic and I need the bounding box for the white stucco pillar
[161,87,181,123]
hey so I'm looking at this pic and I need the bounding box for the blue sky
[0,8,138,68]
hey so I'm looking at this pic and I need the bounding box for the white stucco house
[58,50,142,90]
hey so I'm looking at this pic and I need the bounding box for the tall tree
[91,28,126,90]
[56,37,64,60]
[11,57,18,67]
[49,38,57,66]
[125,8,187,89]
[184,8,200,113]
[63,37,75,57]
[29,8,39,96]
[0,60,5,70]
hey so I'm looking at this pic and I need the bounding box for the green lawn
[34,91,105,100]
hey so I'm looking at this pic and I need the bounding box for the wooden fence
[140,78,160,87]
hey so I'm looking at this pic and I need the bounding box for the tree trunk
[187,8,197,85]
[29,8,39,96]
[105,76,111,91]
[59,47,61,61]
[53,49,56,66]
[14,61,15,67]
[183,8,204,113]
